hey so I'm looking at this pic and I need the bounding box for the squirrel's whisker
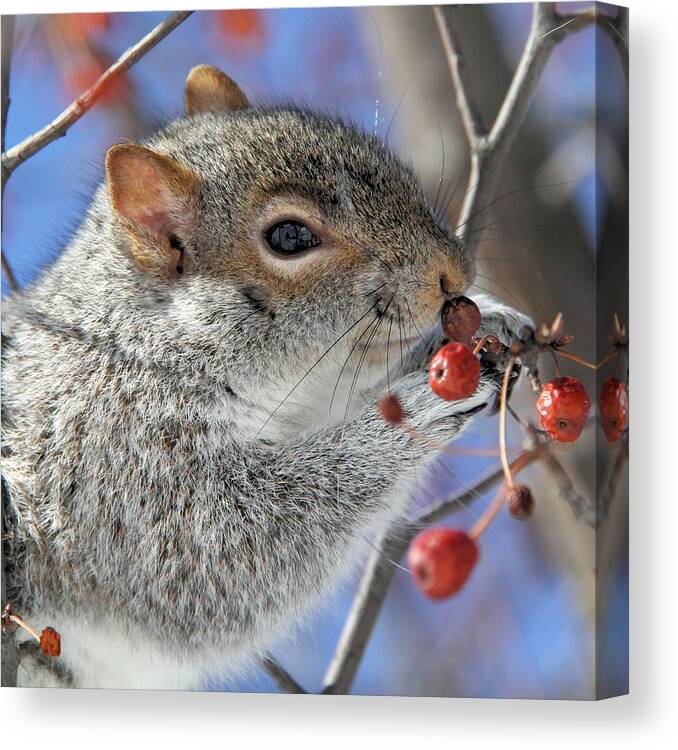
[361,281,389,298]
[468,282,519,312]
[386,315,394,392]
[328,308,383,416]
[396,309,407,375]
[214,308,261,350]
[474,272,525,310]
[342,297,392,426]
[431,118,446,216]
[383,83,410,145]
[256,303,378,436]
[403,298,426,345]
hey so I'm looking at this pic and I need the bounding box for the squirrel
[1,65,530,689]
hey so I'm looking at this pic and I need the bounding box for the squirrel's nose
[439,274,452,298]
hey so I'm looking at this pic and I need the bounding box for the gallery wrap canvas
[0,2,628,699]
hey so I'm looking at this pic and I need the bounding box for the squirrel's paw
[390,370,496,442]
[404,294,532,373]
[474,293,534,348]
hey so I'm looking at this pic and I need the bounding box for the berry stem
[555,348,619,371]
[554,349,597,370]
[469,484,505,540]
[472,335,494,356]
[507,402,530,431]
[548,348,562,378]
[597,349,618,370]
[499,357,516,489]
[7,611,41,644]
[469,449,537,540]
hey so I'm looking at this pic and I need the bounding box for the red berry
[429,342,481,401]
[441,296,481,345]
[39,627,61,657]
[408,528,479,600]
[506,484,535,520]
[378,394,405,426]
[216,9,265,43]
[72,13,111,35]
[536,376,591,443]
[599,377,628,442]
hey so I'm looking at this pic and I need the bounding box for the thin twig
[1,255,17,292]
[432,6,486,146]
[555,348,597,370]
[599,439,629,522]
[416,448,541,527]
[434,3,598,256]
[1,11,193,186]
[1,15,18,291]
[559,6,628,81]
[261,655,307,694]
[1,15,15,151]
[539,448,597,527]
[498,358,517,487]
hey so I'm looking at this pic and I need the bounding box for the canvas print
[0,3,628,698]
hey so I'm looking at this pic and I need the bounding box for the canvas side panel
[594,2,629,700]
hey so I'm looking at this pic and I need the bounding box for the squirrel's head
[103,65,474,436]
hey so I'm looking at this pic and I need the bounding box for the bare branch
[1,15,18,292]
[435,3,599,257]
[432,6,486,147]
[416,449,540,527]
[261,655,307,694]
[559,6,628,81]
[599,439,629,522]
[1,15,15,151]
[1,255,18,292]
[1,611,20,687]
[539,448,597,527]
[322,526,408,695]
[1,11,193,186]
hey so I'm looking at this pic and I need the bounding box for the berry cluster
[378,299,628,601]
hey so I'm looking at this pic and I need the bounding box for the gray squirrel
[1,65,530,689]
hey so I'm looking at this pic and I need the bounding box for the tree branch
[599,439,629,522]
[539,448,597,527]
[321,526,408,695]
[261,655,307,694]
[322,450,538,695]
[559,6,628,81]
[0,10,193,188]
[1,15,18,292]
[1,15,15,151]
[433,3,599,257]
[432,6,486,147]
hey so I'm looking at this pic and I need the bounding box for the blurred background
[0,3,628,699]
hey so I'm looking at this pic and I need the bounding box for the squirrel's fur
[1,66,529,689]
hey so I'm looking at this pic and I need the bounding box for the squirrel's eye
[265,221,321,256]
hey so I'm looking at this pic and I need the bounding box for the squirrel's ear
[105,144,199,274]
[184,64,249,115]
